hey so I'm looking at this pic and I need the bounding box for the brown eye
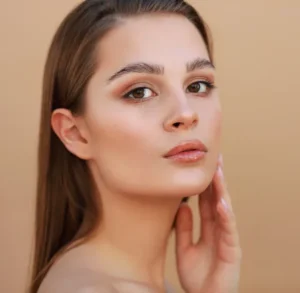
[132,88,147,99]
[123,87,155,101]
[187,81,215,95]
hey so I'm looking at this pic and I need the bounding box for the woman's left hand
[175,155,242,293]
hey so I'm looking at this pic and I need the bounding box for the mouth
[163,139,208,163]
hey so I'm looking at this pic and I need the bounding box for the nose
[163,98,199,132]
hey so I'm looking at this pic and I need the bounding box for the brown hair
[28,0,214,292]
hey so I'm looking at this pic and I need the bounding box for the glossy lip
[163,139,208,158]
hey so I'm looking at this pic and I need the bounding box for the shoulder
[38,247,119,293]
[38,267,119,293]
[75,283,119,293]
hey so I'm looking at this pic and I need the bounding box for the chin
[114,164,215,199]
[172,182,209,197]
[160,180,211,198]
[161,173,211,198]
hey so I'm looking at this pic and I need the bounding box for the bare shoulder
[38,266,119,293]
[74,283,119,293]
[37,245,175,293]
[37,247,119,293]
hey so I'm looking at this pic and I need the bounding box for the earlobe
[51,109,91,160]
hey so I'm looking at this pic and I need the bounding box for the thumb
[175,202,193,253]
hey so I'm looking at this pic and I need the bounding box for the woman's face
[83,14,222,198]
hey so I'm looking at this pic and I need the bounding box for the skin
[46,13,241,293]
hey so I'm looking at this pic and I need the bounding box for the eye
[187,81,216,95]
[123,87,156,101]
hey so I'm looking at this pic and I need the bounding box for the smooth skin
[176,155,242,293]
[42,13,241,293]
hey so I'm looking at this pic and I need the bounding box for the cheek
[205,101,222,141]
[213,108,222,137]
[202,106,222,180]
[203,103,222,171]
[85,106,149,158]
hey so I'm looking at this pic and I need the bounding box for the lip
[163,139,208,163]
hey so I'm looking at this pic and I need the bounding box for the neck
[89,191,182,291]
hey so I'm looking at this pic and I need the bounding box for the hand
[175,155,242,293]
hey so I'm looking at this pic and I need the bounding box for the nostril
[173,122,181,128]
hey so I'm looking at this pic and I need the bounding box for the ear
[51,108,92,160]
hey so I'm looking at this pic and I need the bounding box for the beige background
[1,1,299,292]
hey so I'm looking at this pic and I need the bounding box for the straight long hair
[28,1,214,292]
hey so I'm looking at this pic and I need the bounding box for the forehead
[96,13,210,73]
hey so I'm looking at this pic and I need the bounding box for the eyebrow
[107,57,215,83]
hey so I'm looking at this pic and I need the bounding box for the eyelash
[122,80,216,102]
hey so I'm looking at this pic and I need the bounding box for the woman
[29,0,242,292]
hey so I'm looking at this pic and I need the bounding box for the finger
[217,198,239,247]
[175,202,193,253]
[216,200,241,264]
[213,165,232,208]
[198,155,223,244]
[199,183,215,221]
[198,183,217,243]
[218,153,224,169]
[214,167,240,247]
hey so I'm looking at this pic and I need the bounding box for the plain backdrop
[1,1,300,292]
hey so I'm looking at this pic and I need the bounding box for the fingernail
[221,197,229,211]
[180,201,188,207]
[218,165,223,178]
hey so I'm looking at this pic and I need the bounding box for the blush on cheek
[214,110,222,136]
[207,105,222,138]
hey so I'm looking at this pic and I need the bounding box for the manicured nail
[218,165,223,178]
[221,197,229,211]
